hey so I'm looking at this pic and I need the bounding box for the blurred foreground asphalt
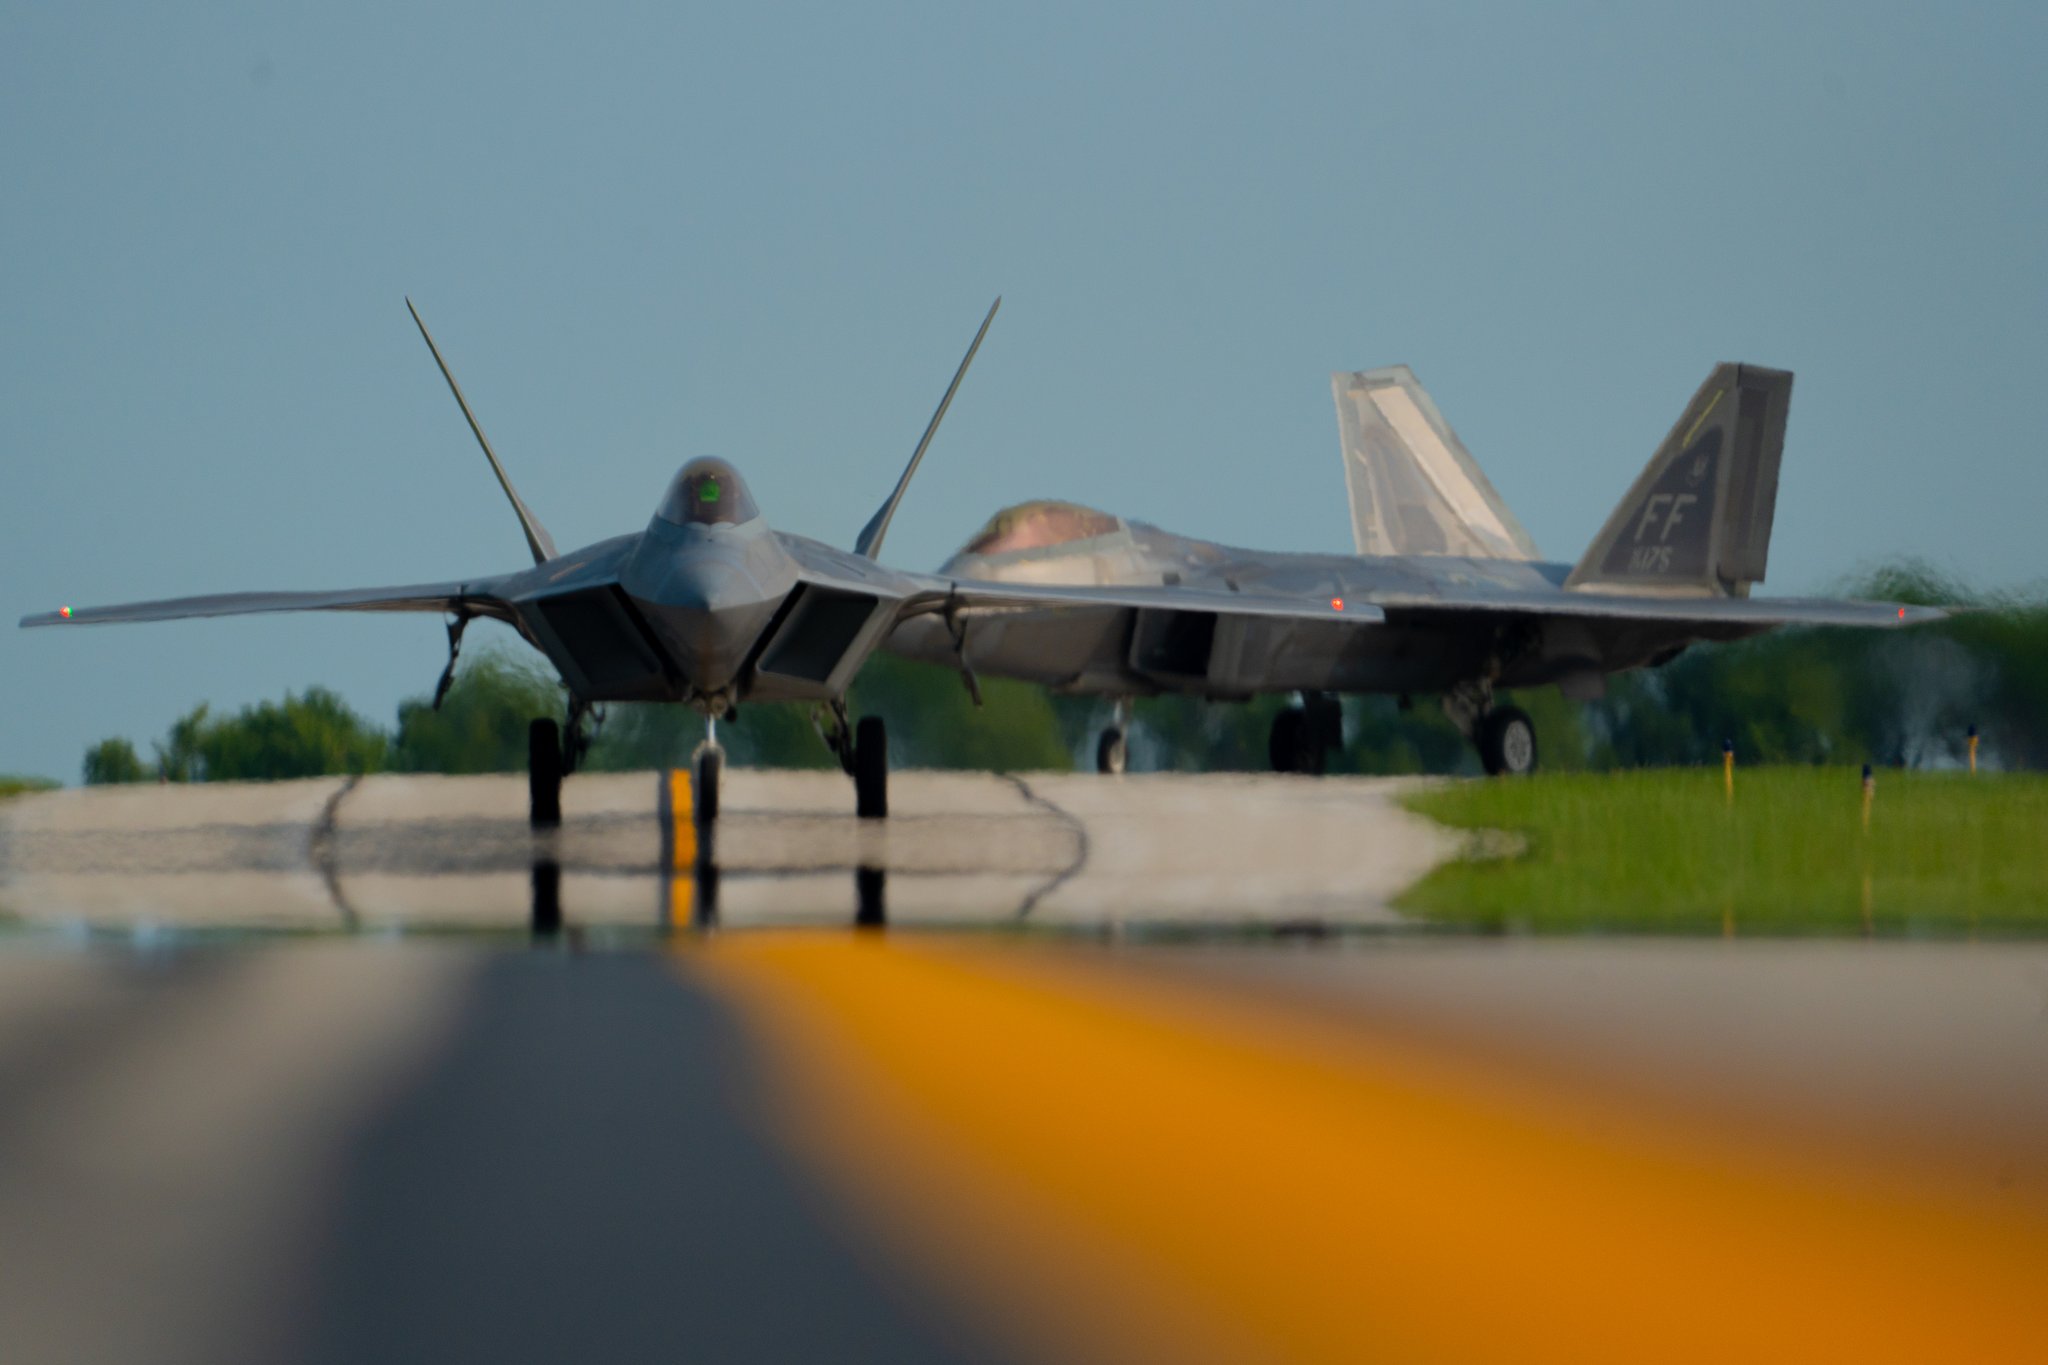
[2,934,2046,1365]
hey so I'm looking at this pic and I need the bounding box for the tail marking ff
[1566,364,1791,597]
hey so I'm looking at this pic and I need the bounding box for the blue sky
[4,1,2042,781]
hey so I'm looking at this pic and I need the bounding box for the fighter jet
[887,363,1945,775]
[23,300,1387,819]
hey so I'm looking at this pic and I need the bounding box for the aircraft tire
[529,718,564,827]
[1268,707,1306,774]
[694,745,721,825]
[855,715,889,819]
[1096,727,1128,775]
[1478,705,1538,777]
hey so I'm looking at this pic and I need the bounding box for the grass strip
[1399,767,2048,934]
[0,775,58,801]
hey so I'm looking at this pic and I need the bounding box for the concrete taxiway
[0,769,1456,932]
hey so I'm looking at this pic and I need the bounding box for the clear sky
[3,1,2042,782]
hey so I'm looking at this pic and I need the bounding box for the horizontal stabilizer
[1332,367,1539,560]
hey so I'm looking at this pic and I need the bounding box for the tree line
[78,561,2046,784]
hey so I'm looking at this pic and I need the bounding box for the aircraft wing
[780,535,1390,628]
[20,579,519,629]
[921,579,1389,625]
[1375,588,1946,630]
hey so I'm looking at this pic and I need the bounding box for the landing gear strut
[1269,693,1341,774]
[433,612,471,711]
[1095,698,1131,775]
[562,696,600,775]
[818,700,890,819]
[694,712,722,825]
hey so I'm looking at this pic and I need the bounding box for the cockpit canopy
[960,500,1122,557]
[657,457,760,528]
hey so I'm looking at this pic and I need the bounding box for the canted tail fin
[1332,366,1539,560]
[1565,363,1792,597]
[406,298,557,565]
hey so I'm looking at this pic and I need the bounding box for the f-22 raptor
[25,300,1381,819]
[890,362,1944,775]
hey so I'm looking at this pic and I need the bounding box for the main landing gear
[1095,699,1132,775]
[529,717,563,828]
[1443,679,1537,777]
[819,701,890,819]
[1269,693,1341,774]
[527,697,604,828]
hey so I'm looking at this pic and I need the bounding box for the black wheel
[1478,704,1538,777]
[1269,707,1304,773]
[693,746,721,825]
[1095,727,1128,775]
[854,715,888,819]
[1269,706,1327,774]
[529,718,563,827]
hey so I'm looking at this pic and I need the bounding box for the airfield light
[1331,597,1344,612]
[58,606,72,620]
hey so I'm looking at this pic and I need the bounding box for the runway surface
[2,772,2046,1363]
[0,769,1454,933]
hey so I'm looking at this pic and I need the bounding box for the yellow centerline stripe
[667,768,695,928]
[685,934,2048,1365]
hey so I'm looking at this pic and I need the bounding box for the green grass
[0,775,58,801]
[1399,767,2048,934]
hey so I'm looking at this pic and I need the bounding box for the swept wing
[21,579,520,629]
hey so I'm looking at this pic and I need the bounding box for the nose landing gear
[1095,698,1132,775]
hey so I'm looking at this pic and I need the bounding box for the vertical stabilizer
[1332,367,1539,560]
[1565,364,1791,596]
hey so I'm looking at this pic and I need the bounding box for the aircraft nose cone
[645,562,782,696]
[667,559,755,614]
[622,519,800,701]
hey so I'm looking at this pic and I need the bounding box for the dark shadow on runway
[280,953,1010,1365]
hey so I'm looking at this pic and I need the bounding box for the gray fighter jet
[23,300,1384,818]
[887,363,1945,775]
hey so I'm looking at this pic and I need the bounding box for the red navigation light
[58,606,72,619]
[1331,597,1344,612]
[1897,606,1907,620]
